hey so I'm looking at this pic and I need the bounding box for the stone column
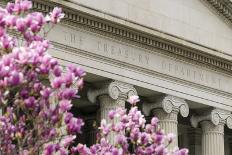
[143,95,189,150]
[191,109,232,155]
[87,80,137,144]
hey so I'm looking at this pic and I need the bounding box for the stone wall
[69,0,232,55]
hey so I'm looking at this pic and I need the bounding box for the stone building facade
[13,0,232,154]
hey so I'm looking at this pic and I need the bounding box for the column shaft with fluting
[99,95,125,144]
[87,81,137,145]
[201,121,224,155]
[153,109,178,150]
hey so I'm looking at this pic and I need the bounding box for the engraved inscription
[48,25,232,93]
[64,31,84,48]
[161,60,222,89]
[63,30,150,66]
[97,41,149,65]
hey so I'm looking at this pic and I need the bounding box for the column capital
[143,95,189,117]
[191,108,232,129]
[87,80,137,103]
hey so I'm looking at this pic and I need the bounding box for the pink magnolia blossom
[76,95,188,155]
[47,7,65,24]
[0,0,85,154]
[127,95,140,105]
[167,133,176,143]
[0,0,188,154]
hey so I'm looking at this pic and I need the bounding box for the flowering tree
[0,0,85,154]
[77,96,188,155]
[0,0,188,155]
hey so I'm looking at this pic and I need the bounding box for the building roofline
[203,0,232,25]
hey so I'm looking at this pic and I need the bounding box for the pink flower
[76,144,90,155]
[64,112,73,124]
[59,100,72,112]
[43,144,56,155]
[173,148,189,155]
[6,3,14,14]
[51,77,64,88]
[61,135,76,147]
[155,145,167,154]
[77,78,84,89]
[151,117,159,127]
[60,88,77,100]
[166,133,175,143]
[47,7,65,24]
[127,95,140,105]
[67,118,84,134]
[0,27,4,37]
[99,119,111,135]
[116,134,127,146]
[53,66,62,77]
[108,110,116,120]
[68,64,86,77]
[40,88,51,99]
[48,128,56,138]
[20,0,32,12]
[1,35,16,49]
[16,18,27,32]
[24,97,36,108]
[8,71,24,86]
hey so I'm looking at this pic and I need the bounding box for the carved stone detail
[88,81,136,145]
[108,81,137,100]
[202,0,232,26]
[152,108,178,150]
[190,108,232,129]
[87,80,137,103]
[143,95,188,150]
[152,108,178,121]
[200,121,225,155]
[31,0,232,74]
[190,109,232,155]
[191,109,232,155]
[201,121,224,134]
[143,95,189,117]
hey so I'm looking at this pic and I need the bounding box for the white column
[152,108,179,148]
[98,95,125,122]
[87,80,137,144]
[144,95,189,150]
[191,109,232,155]
[201,121,224,155]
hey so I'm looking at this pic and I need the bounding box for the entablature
[30,0,232,76]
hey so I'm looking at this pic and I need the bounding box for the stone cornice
[30,0,232,75]
[202,0,232,25]
[143,95,189,117]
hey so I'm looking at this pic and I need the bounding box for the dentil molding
[142,95,189,117]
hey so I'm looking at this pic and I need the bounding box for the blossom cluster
[0,0,189,155]
[77,96,188,155]
[0,0,84,154]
